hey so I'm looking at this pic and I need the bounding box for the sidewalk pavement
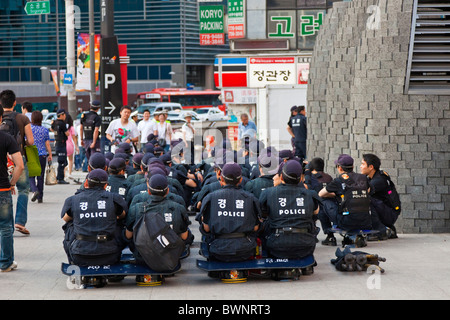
[1,168,450,300]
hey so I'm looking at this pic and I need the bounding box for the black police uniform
[61,187,128,266]
[305,171,338,235]
[325,172,372,231]
[244,174,274,199]
[259,184,319,259]
[51,119,68,182]
[368,170,400,235]
[288,113,307,161]
[200,185,261,262]
[80,110,102,160]
[107,174,132,200]
[126,194,192,264]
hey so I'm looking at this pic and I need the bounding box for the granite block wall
[307,0,450,233]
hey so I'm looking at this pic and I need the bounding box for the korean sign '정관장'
[249,57,296,87]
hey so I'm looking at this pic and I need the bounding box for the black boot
[322,233,337,246]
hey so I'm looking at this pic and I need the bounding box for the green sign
[25,1,51,15]
[199,5,224,34]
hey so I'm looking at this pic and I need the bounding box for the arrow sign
[105,101,117,115]
[25,1,51,15]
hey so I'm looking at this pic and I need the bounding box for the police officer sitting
[360,153,400,239]
[244,154,278,199]
[319,154,372,232]
[79,100,102,160]
[125,174,192,264]
[259,160,320,259]
[200,163,261,262]
[61,169,128,266]
[107,158,131,200]
[305,157,338,246]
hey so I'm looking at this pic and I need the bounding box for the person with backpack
[124,174,192,275]
[199,163,261,263]
[79,100,102,160]
[319,154,372,232]
[61,169,128,267]
[0,90,34,235]
[360,153,400,240]
[0,105,25,272]
[259,160,320,260]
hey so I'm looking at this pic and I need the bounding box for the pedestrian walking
[29,111,52,203]
[0,90,34,235]
[0,105,24,272]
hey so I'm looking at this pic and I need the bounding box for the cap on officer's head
[108,158,126,174]
[159,152,172,165]
[334,154,354,168]
[105,152,114,161]
[148,166,167,178]
[290,106,298,112]
[56,109,66,116]
[89,152,106,170]
[282,160,303,184]
[132,153,144,167]
[221,163,242,185]
[279,149,293,161]
[114,152,129,162]
[87,168,108,187]
[118,143,132,154]
[91,100,101,109]
[148,174,168,195]
[141,152,154,170]
[143,143,154,154]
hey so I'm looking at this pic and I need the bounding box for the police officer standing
[200,163,261,262]
[287,105,307,162]
[79,100,102,160]
[61,169,128,266]
[259,160,320,259]
[51,109,70,184]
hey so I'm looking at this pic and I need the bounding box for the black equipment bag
[133,210,185,272]
[380,170,401,213]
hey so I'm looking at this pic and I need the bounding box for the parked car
[137,102,182,118]
[195,107,227,121]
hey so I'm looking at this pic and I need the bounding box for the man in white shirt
[105,106,140,153]
[137,109,154,150]
[182,112,195,164]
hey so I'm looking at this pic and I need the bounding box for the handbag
[25,145,41,177]
[45,161,57,185]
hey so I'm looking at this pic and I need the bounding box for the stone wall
[307,0,450,233]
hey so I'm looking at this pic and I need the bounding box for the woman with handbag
[29,111,52,203]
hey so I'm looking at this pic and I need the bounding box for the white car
[195,107,226,121]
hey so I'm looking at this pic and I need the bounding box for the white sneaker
[1,261,18,272]
[68,175,74,180]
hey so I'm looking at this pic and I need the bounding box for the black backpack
[82,112,97,135]
[133,210,185,272]
[379,170,401,213]
[0,111,22,149]
[339,172,370,214]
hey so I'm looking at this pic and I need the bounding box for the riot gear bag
[133,210,185,272]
